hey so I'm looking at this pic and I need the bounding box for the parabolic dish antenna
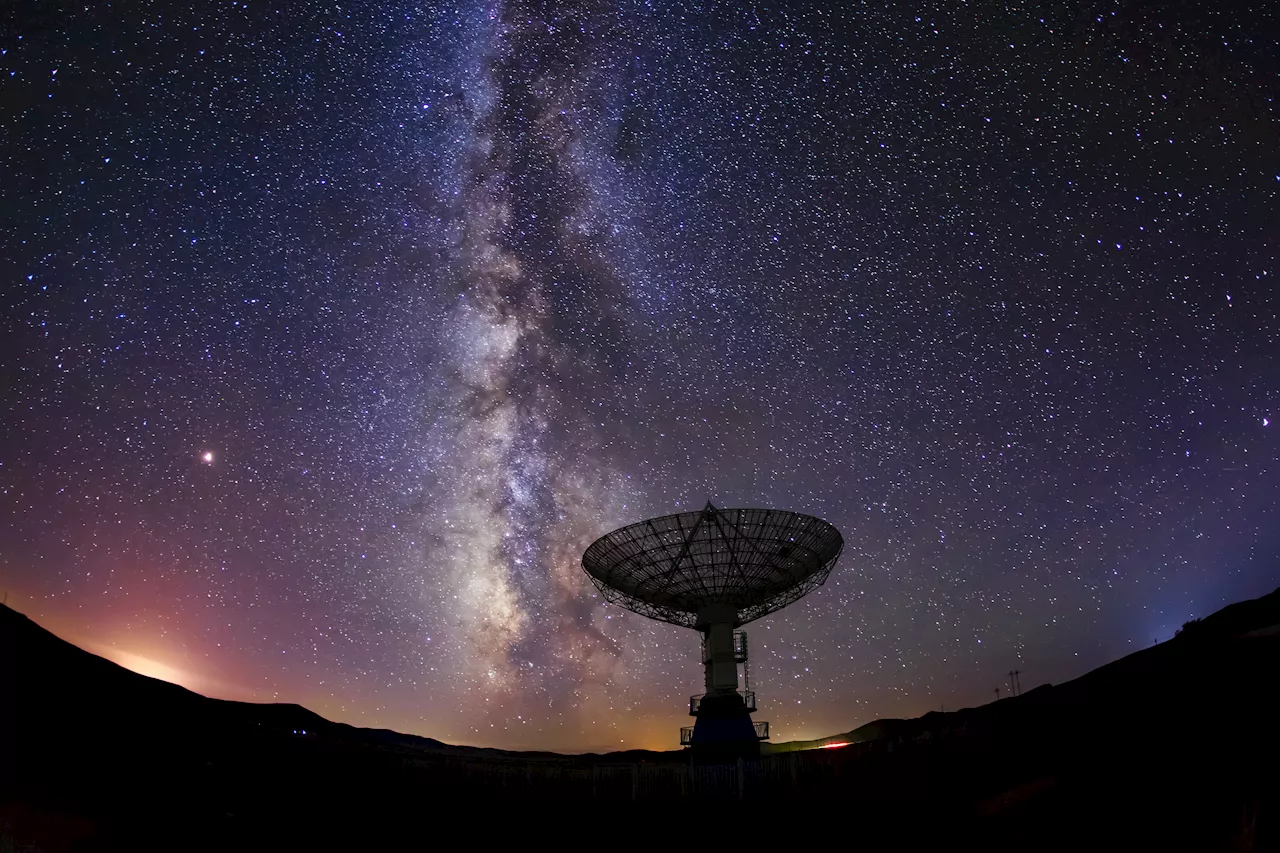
[582,502,844,753]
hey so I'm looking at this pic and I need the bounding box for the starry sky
[1,1,1277,752]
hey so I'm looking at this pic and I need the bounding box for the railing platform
[689,690,756,715]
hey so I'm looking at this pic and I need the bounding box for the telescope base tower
[681,616,769,755]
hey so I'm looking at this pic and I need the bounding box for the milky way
[1,2,1277,751]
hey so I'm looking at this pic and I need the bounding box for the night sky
[2,1,1277,752]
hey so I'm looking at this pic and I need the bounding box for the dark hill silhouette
[770,586,1280,753]
[2,589,1279,849]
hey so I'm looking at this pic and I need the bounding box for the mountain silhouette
[2,588,1279,849]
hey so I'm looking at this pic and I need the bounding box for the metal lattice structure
[581,503,844,629]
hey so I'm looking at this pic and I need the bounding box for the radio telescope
[582,502,844,753]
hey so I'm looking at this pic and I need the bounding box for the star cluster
[1,1,1276,751]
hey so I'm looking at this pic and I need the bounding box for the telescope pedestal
[687,610,763,755]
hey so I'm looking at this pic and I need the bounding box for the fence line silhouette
[388,740,901,801]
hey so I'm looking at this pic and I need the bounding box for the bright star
[201,451,214,464]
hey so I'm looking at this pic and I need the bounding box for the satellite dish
[582,502,844,754]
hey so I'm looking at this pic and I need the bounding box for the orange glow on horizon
[98,647,197,689]
[820,741,851,749]
[83,640,258,703]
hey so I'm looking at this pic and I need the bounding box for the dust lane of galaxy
[429,1,644,710]
[1,2,1277,751]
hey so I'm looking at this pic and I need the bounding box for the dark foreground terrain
[2,589,1279,850]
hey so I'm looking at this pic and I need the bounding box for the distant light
[201,451,214,464]
[820,741,851,749]
[1265,418,1271,427]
